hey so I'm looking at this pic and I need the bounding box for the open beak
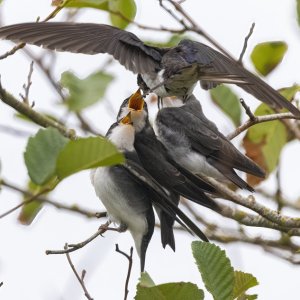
[120,112,133,125]
[128,89,144,111]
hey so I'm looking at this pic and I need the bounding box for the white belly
[172,149,225,181]
[91,167,148,256]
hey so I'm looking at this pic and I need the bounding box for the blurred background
[1,0,300,299]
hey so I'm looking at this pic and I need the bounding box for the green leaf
[56,137,124,180]
[18,181,45,225]
[233,271,259,299]
[24,128,68,185]
[60,71,114,111]
[210,85,241,126]
[192,241,235,300]
[278,84,300,101]
[55,0,109,10]
[243,103,288,185]
[108,0,136,29]
[139,272,156,288]
[135,282,204,300]
[250,41,288,76]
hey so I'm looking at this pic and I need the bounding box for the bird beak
[128,89,144,111]
[120,112,133,125]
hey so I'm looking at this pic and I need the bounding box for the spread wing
[0,22,163,74]
[179,40,300,116]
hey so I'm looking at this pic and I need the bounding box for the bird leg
[117,223,128,233]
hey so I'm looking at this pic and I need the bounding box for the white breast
[141,70,168,97]
[91,167,148,256]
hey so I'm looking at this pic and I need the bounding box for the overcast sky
[1,0,300,299]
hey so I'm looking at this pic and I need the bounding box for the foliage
[250,41,287,76]
[210,85,241,126]
[60,71,114,112]
[135,242,259,299]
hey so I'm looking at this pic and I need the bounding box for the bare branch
[227,112,300,140]
[46,225,121,255]
[19,61,34,106]
[0,79,76,139]
[0,5,65,60]
[64,243,94,300]
[162,0,236,60]
[240,98,256,121]
[238,23,255,64]
[115,245,134,300]
[0,181,53,219]
[0,178,104,219]
[201,176,300,229]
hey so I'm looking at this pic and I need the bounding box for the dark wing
[134,129,218,210]
[179,39,300,116]
[0,22,162,74]
[122,159,208,242]
[159,106,265,189]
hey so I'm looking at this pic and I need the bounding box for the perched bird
[0,22,299,116]
[154,94,266,191]
[91,113,209,271]
[117,90,220,214]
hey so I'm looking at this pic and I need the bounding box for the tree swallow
[91,113,209,271]
[154,94,266,191]
[0,22,299,116]
[117,90,220,212]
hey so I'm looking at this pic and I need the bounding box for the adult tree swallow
[91,113,209,271]
[0,22,299,116]
[154,94,266,191]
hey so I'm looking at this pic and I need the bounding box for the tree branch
[0,80,76,139]
[0,178,104,219]
[227,112,300,140]
[115,245,134,300]
[46,225,121,255]
[0,5,66,60]
[201,176,300,229]
[64,243,94,300]
[238,22,255,64]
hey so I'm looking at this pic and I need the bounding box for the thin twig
[240,98,256,120]
[46,226,120,255]
[201,176,300,229]
[0,124,32,137]
[162,0,236,60]
[0,183,53,219]
[64,243,94,300]
[0,5,65,60]
[22,48,104,136]
[0,79,76,139]
[227,112,300,140]
[115,245,134,300]
[0,178,104,219]
[238,22,255,64]
[19,61,34,106]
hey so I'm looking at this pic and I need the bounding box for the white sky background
[0,0,300,299]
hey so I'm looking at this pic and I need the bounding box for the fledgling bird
[117,90,220,214]
[154,94,266,191]
[91,113,209,271]
[0,22,299,116]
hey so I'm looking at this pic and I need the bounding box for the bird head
[106,112,135,151]
[116,89,148,133]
